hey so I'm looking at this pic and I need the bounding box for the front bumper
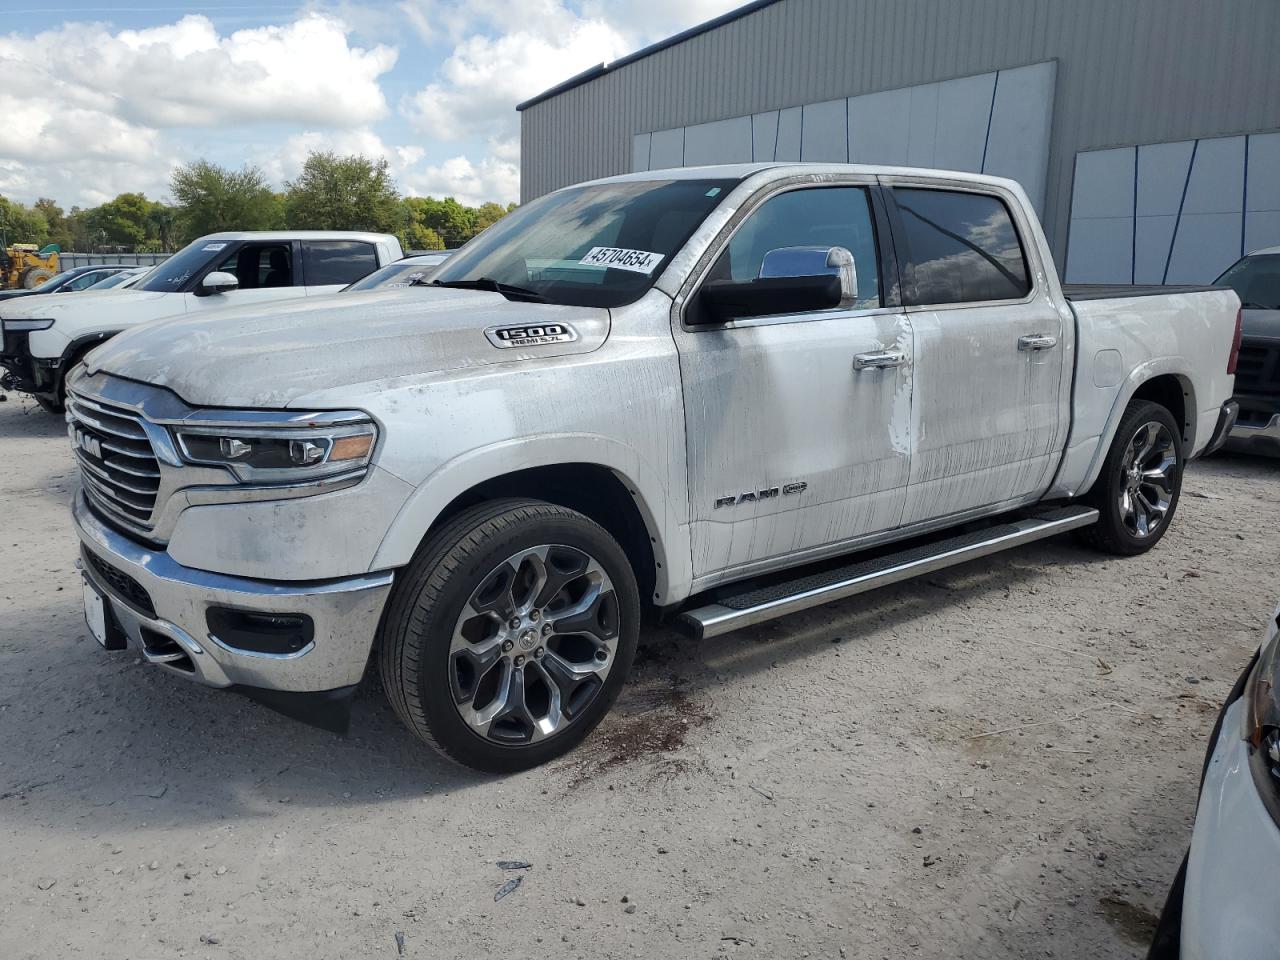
[0,331,57,394]
[73,492,394,709]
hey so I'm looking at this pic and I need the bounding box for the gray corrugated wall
[518,0,1280,261]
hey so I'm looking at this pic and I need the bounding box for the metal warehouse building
[517,0,1280,285]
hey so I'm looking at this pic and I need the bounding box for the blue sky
[0,0,742,209]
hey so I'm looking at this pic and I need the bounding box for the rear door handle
[1018,334,1058,352]
[853,350,906,370]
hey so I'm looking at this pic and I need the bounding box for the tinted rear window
[302,241,378,286]
[894,189,1031,306]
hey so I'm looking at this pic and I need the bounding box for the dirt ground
[0,392,1276,960]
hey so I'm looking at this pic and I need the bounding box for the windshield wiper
[429,277,548,303]
[1239,301,1276,310]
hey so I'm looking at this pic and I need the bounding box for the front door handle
[1018,334,1058,352]
[853,350,906,371]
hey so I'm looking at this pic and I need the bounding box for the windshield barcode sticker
[578,247,664,275]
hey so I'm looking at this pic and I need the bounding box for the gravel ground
[1,393,1276,960]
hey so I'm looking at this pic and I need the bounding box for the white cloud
[257,128,426,185]
[580,0,750,47]
[0,12,398,207]
[402,11,626,143]
[402,153,520,206]
[0,14,396,132]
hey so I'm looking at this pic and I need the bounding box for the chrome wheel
[1118,420,1177,539]
[449,544,620,745]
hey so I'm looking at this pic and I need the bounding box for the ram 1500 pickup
[65,164,1242,771]
[1,230,403,412]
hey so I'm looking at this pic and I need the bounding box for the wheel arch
[372,440,692,606]
[1075,361,1197,499]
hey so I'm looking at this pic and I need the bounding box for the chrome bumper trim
[73,492,393,692]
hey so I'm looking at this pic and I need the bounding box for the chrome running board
[677,505,1099,640]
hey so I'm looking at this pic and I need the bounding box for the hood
[85,287,610,408]
[1242,307,1280,342]
[0,287,164,319]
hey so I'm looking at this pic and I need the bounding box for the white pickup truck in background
[0,230,403,411]
[64,164,1241,771]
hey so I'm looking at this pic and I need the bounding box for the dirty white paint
[79,163,1239,611]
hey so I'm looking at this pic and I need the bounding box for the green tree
[33,198,72,249]
[473,201,511,234]
[147,205,178,252]
[402,222,445,251]
[404,196,475,248]
[284,152,400,232]
[0,197,50,246]
[84,193,153,247]
[170,160,280,243]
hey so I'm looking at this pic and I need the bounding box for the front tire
[1076,399,1183,556]
[378,499,640,772]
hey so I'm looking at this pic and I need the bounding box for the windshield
[430,178,739,308]
[345,257,449,292]
[86,270,138,290]
[36,269,79,292]
[133,237,228,292]
[1215,254,1280,310]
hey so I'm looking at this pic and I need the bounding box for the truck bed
[1064,284,1225,301]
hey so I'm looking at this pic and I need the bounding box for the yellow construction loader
[0,243,60,290]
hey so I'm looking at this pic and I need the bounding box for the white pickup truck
[0,230,403,411]
[65,164,1241,772]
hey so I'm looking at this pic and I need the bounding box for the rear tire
[378,499,640,773]
[1075,399,1183,556]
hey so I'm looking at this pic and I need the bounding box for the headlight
[174,421,376,484]
[1245,605,1280,822]
[2,319,55,332]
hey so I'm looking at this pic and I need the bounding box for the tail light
[1227,306,1243,375]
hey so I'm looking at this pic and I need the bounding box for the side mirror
[198,271,239,296]
[693,246,858,324]
[698,274,843,324]
[759,245,858,306]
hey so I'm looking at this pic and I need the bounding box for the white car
[66,163,1241,771]
[83,267,150,291]
[343,252,453,291]
[1149,605,1280,959]
[0,230,402,410]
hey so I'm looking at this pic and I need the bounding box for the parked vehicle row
[58,163,1241,775]
[0,263,135,302]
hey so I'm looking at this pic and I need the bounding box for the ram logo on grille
[74,429,103,460]
[66,392,162,531]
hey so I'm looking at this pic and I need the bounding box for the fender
[1056,357,1197,499]
[62,330,122,370]
[370,433,694,605]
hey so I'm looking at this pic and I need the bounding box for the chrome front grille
[67,391,161,530]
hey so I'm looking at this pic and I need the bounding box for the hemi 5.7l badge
[485,323,578,349]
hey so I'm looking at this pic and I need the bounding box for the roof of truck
[193,231,398,242]
[579,162,1026,192]
[1250,245,1280,256]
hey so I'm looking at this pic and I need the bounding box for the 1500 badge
[485,323,578,348]
[714,481,807,509]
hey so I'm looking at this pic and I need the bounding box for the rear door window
[893,188,1031,306]
[302,241,378,286]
